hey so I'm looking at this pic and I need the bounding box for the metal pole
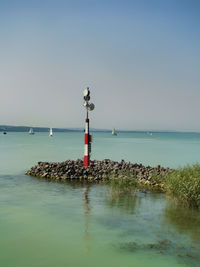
[83,87,94,167]
[84,108,90,167]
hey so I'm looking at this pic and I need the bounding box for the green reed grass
[106,169,138,188]
[165,164,200,209]
[106,165,200,209]
[139,164,200,208]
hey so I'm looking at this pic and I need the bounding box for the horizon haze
[0,0,200,131]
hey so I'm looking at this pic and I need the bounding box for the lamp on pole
[83,87,95,167]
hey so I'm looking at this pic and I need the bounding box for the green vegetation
[105,169,138,188]
[165,164,200,209]
[107,164,200,209]
[147,165,200,208]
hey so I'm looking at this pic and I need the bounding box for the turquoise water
[0,132,200,267]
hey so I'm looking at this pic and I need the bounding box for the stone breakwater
[25,159,172,184]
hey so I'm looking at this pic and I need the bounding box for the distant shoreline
[1,125,200,134]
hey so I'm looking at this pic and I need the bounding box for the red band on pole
[84,155,89,166]
[84,116,90,167]
[85,134,89,144]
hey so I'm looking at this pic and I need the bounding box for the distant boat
[150,132,153,136]
[112,128,117,136]
[3,131,7,135]
[49,128,53,137]
[29,128,35,135]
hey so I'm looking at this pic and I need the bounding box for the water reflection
[105,182,140,214]
[31,178,200,264]
[164,203,200,243]
[82,185,91,253]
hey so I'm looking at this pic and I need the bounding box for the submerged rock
[119,239,200,263]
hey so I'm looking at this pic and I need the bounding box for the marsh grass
[105,171,138,213]
[105,169,138,188]
[140,165,200,208]
[106,165,200,209]
[150,171,168,186]
[165,164,200,209]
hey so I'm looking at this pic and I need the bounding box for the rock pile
[25,159,172,184]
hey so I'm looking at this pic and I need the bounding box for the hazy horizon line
[1,124,200,134]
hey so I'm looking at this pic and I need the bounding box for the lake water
[0,132,200,267]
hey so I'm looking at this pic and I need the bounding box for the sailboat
[112,128,117,136]
[29,128,34,135]
[49,128,53,137]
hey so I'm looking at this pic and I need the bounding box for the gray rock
[25,159,172,183]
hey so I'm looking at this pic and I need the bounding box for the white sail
[49,128,53,136]
[29,128,34,134]
[112,128,117,135]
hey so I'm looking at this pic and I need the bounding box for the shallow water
[0,132,200,266]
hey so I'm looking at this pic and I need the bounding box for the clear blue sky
[0,0,199,131]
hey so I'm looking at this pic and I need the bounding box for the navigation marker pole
[83,87,95,167]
